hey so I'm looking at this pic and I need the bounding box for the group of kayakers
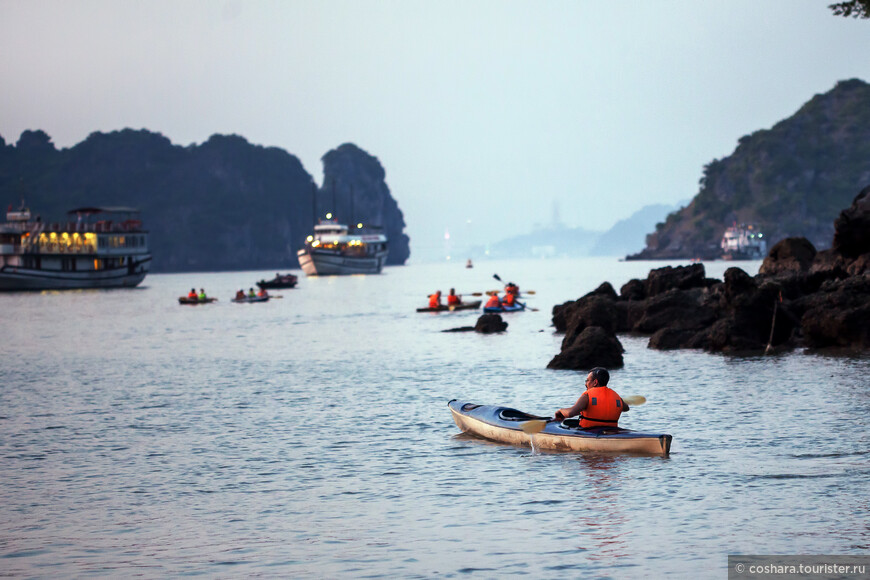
[484,281,520,309]
[235,287,268,300]
[187,288,208,301]
[428,288,463,308]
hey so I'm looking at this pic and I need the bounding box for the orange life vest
[579,386,624,428]
[485,295,501,308]
[429,293,441,308]
[188,291,197,298]
[503,293,516,306]
[447,294,460,305]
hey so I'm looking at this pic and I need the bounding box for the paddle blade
[521,419,548,435]
[623,395,646,406]
[493,273,503,282]
[526,290,536,295]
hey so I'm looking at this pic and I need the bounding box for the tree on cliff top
[829,0,870,18]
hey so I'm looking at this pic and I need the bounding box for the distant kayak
[416,300,481,313]
[178,297,217,305]
[483,302,525,313]
[231,295,270,303]
[448,400,672,456]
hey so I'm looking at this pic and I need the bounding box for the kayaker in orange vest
[188,288,197,299]
[502,292,516,307]
[257,287,268,298]
[505,282,519,296]
[429,290,442,308]
[235,289,246,300]
[485,293,501,309]
[447,288,461,306]
[553,367,630,428]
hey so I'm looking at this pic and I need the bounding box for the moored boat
[297,219,388,276]
[448,399,672,455]
[0,204,151,291]
[720,223,766,260]
[257,273,298,289]
[416,300,481,313]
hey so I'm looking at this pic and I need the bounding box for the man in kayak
[198,288,207,301]
[502,291,517,307]
[484,293,501,309]
[447,288,461,306]
[554,367,629,428]
[188,288,198,299]
[429,290,442,308]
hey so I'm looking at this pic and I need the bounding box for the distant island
[629,78,870,260]
[0,131,410,272]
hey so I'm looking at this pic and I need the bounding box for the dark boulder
[798,275,870,349]
[584,281,619,300]
[620,278,646,301]
[552,301,576,333]
[561,295,625,349]
[474,313,508,334]
[832,186,870,259]
[547,326,624,370]
[645,263,708,297]
[759,237,817,276]
[632,288,716,334]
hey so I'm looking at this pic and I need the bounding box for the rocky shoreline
[549,186,870,369]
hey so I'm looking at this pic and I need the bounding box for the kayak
[483,302,526,313]
[178,296,217,305]
[448,399,672,456]
[416,300,482,313]
[232,295,270,303]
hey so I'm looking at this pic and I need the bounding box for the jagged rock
[759,237,817,276]
[474,314,508,334]
[632,288,716,334]
[551,301,575,333]
[586,282,619,300]
[620,279,646,301]
[645,264,708,297]
[547,326,624,370]
[798,274,870,349]
[832,185,870,259]
[561,295,625,349]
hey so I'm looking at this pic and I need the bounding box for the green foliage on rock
[629,79,870,260]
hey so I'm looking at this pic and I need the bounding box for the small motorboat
[448,400,672,456]
[178,296,217,305]
[416,300,482,313]
[256,273,298,289]
[231,295,270,303]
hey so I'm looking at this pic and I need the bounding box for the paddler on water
[484,293,501,309]
[447,288,461,306]
[429,290,442,308]
[188,288,198,299]
[502,291,517,307]
[198,288,207,301]
[554,367,630,428]
[505,282,519,297]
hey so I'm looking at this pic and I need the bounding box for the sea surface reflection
[1,258,868,577]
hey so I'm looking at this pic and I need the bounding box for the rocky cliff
[0,130,411,272]
[629,79,870,260]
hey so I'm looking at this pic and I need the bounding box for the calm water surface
[1,258,868,578]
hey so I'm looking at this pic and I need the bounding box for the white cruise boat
[0,204,151,290]
[720,223,767,260]
[297,219,388,276]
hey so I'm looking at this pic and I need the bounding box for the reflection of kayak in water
[483,302,525,313]
[231,295,270,303]
[178,297,217,305]
[416,300,481,313]
[448,400,672,456]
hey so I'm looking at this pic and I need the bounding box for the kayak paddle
[622,395,646,406]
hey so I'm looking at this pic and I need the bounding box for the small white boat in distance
[297,220,388,276]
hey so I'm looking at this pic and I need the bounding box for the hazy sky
[2,1,869,260]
